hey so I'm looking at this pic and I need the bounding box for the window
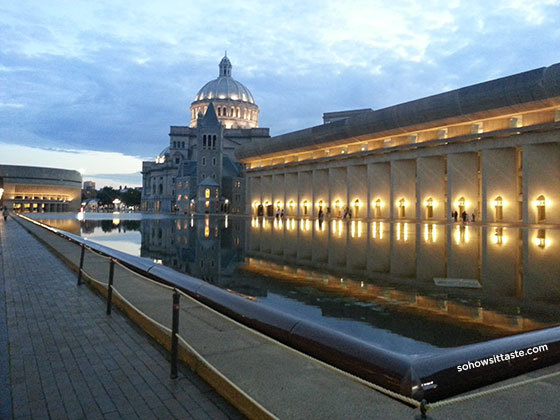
[203,135,207,148]
[202,157,206,166]
[205,188,210,198]
[175,157,179,164]
[472,122,484,134]
[212,157,216,166]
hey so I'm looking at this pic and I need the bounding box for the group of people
[272,206,359,222]
[451,210,475,223]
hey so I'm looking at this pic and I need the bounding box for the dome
[194,78,255,104]
[190,55,260,129]
[192,56,255,105]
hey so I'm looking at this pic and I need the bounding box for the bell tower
[196,103,223,213]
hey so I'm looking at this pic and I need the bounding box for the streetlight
[113,198,121,213]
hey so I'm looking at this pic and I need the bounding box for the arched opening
[374,199,382,218]
[456,196,466,215]
[493,196,503,221]
[334,200,342,217]
[354,199,360,218]
[398,198,406,218]
[288,200,295,216]
[536,195,546,222]
[425,197,434,219]
[205,188,210,199]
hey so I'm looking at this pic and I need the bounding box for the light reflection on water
[33,213,560,355]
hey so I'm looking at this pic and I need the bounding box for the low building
[0,164,82,212]
[237,63,560,226]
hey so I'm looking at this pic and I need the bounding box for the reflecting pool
[33,213,560,355]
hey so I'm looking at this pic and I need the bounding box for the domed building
[141,55,269,214]
[190,55,259,129]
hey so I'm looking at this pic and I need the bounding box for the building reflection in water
[40,215,560,350]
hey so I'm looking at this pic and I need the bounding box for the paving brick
[1,219,245,420]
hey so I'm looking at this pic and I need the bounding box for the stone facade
[141,56,270,214]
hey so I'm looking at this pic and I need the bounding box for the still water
[33,213,560,355]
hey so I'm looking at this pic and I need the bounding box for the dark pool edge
[15,214,560,402]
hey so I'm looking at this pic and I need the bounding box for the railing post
[170,289,180,379]
[77,243,85,285]
[106,259,115,315]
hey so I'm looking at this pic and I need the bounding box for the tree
[96,186,119,205]
[120,188,141,207]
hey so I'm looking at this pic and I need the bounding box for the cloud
[0,0,559,157]
[0,142,144,187]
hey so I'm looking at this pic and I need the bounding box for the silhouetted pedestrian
[2,207,8,221]
[461,211,468,222]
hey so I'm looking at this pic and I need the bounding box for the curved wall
[0,164,82,213]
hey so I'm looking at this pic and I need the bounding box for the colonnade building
[236,64,560,225]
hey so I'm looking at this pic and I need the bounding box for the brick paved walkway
[0,216,246,420]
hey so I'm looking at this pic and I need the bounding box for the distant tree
[96,186,119,205]
[120,188,141,207]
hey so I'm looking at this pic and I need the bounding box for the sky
[1,0,559,187]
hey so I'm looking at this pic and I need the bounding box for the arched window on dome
[231,107,234,117]
[217,107,221,117]
[236,108,240,118]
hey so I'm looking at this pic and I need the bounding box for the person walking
[2,207,8,221]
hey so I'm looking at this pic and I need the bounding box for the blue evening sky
[1,1,559,187]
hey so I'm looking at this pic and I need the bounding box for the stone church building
[141,55,269,213]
